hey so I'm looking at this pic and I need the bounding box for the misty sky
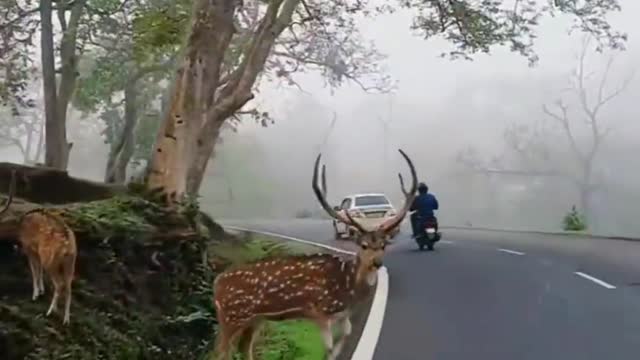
[205,0,640,235]
[220,2,636,175]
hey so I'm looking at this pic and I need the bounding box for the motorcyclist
[410,182,439,238]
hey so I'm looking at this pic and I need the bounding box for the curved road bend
[220,219,640,360]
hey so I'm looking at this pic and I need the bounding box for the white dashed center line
[574,271,617,289]
[497,248,525,256]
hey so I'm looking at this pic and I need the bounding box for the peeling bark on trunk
[146,0,301,200]
[186,119,224,195]
[185,0,301,196]
[146,0,238,203]
[105,84,138,184]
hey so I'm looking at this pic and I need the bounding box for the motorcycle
[415,216,441,251]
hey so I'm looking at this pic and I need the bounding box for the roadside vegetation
[0,224,326,360]
[563,206,588,232]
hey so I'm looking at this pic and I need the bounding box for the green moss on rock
[0,217,216,360]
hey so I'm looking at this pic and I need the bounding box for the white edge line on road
[440,240,454,244]
[351,266,388,360]
[574,271,617,289]
[497,248,525,256]
[223,225,389,360]
[223,225,354,255]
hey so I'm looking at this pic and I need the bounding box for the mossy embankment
[0,225,330,360]
[0,163,330,360]
[0,198,215,359]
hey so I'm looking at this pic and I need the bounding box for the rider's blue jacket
[410,193,439,218]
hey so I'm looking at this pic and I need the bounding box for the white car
[332,193,401,240]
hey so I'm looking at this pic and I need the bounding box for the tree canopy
[399,0,626,65]
[1,0,628,190]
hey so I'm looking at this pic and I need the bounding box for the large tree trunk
[40,0,63,169]
[55,0,86,169]
[186,119,224,195]
[146,0,238,203]
[105,83,138,183]
[41,0,85,170]
[145,0,300,200]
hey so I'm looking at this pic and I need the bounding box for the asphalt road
[220,218,640,360]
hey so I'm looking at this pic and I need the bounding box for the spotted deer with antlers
[212,149,417,360]
[0,170,77,325]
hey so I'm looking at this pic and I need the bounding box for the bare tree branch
[542,101,584,162]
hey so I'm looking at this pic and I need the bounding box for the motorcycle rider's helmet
[418,182,428,194]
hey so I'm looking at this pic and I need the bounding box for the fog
[3,0,640,237]
[203,0,640,238]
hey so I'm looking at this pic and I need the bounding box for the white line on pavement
[497,248,526,256]
[223,225,355,255]
[351,266,389,360]
[574,271,617,289]
[440,240,454,244]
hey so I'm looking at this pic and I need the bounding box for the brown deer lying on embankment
[212,149,417,360]
[0,170,77,325]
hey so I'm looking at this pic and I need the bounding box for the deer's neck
[351,257,376,298]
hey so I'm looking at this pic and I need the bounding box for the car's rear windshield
[354,195,389,206]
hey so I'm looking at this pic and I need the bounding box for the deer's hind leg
[239,321,263,360]
[61,254,76,325]
[45,264,63,317]
[25,252,41,300]
[37,261,45,296]
[212,331,230,360]
[214,323,244,360]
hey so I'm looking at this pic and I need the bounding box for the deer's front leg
[310,314,334,355]
[321,318,334,351]
[306,306,335,353]
[341,316,352,336]
[328,315,352,360]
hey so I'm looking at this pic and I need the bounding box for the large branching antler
[378,149,418,233]
[312,154,368,234]
[397,173,410,197]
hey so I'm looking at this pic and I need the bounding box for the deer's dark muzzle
[373,258,383,268]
